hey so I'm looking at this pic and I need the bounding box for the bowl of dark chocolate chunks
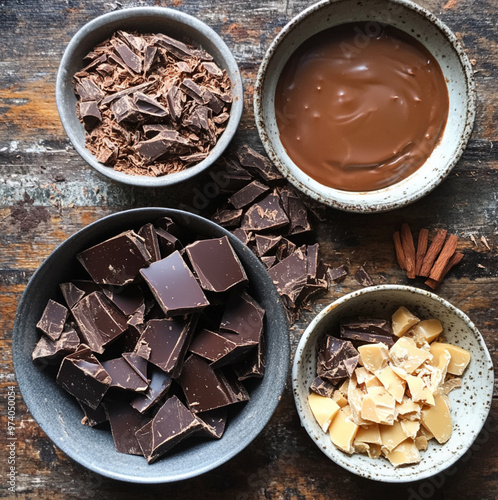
[56,7,243,187]
[13,208,289,483]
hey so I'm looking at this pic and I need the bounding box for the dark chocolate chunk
[101,81,155,106]
[111,95,141,123]
[138,223,161,262]
[134,131,193,161]
[185,236,247,293]
[306,243,319,281]
[142,123,175,139]
[310,376,336,398]
[103,285,144,317]
[180,79,205,104]
[355,265,374,287]
[140,250,209,316]
[137,317,197,378]
[60,282,86,308]
[220,291,264,344]
[339,319,395,346]
[180,354,250,413]
[241,191,289,232]
[32,325,80,366]
[327,265,349,282]
[130,367,172,413]
[200,61,223,77]
[71,291,128,354]
[184,105,211,133]
[212,157,253,193]
[36,299,68,341]
[106,399,149,455]
[117,30,145,53]
[236,145,283,183]
[285,193,311,235]
[196,408,227,439]
[56,345,111,409]
[79,100,102,131]
[122,352,149,384]
[233,332,266,381]
[166,85,184,121]
[228,180,270,210]
[143,45,157,73]
[152,33,198,61]
[102,357,149,391]
[254,234,282,257]
[133,92,168,118]
[155,227,182,257]
[275,238,297,262]
[77,230,152,286]
[268,248,307,304]
[189,328,251,368]
[74,77,105,102]
[79,401,108,427]
[317,336,359,382]
[261,255,277,269]
[112,40,142,74]
[211,208,243,228]
[231,228,252,246]
[136,395,202,463]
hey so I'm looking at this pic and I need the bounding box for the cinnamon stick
[393,231,407,271]
[415,228,429,275]
[425,251,464,289]
[419,229,447,277]
[428,234,459,282]
[400,223,416,279]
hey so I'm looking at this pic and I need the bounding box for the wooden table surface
[1,0,496,498]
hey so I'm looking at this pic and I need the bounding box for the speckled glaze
[13,208,289,483]
[254,0,476,213]
[56,8,243,187]
[292,285,494,482]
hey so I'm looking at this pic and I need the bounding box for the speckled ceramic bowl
[13,208,289,483]
[292,285,494,482]
[254,0,476,212]
[56,7,243,187]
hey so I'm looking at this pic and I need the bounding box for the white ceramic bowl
[292,285,494,482]
[56,7,243,187]
[254,0,476,212]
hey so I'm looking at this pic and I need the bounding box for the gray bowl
[56,8,244,187]
[13,208,289,483]
[254,0,476,212]
[292,285,494,482]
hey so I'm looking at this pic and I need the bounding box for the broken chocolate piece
[137,316,196,378]
[122,352,149,384]
[354,265,374,287]
[140,251,209,316]
[196,408,228,439]
[241,191,289,232]
[103,285,144,317]
[79,100,102,130]
[233,333,266,381]
[71,291,128,354]
[180,354,250,413]
[36,299,68,341]
[254,234,282,257]
[74,77,104,102]
[102,357,149,391]
[236,145,283,183]
[317,336,359,382]
[77,230,152,286]
[134,130,193,161]
[310,376,336,398]
[211,208,244,228]
[155,227,182,257]
[112,40,143,74]
[327,265,348,283]
[106,399,149,455]
[56,345,111,409]
[228,180,270,209]
[220,291,264,344]
[268,248,307,304]
[60,282,86,308]
[138,223,162,262]
[231,228,252,246]
[185,236,247,293]
[32,326,80,366]
[79,401,108,427]
[136,395,203,463]
[130,367,172,413]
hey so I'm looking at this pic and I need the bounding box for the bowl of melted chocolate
[254,0,476,212]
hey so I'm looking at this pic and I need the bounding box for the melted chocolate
[275,23,449,191]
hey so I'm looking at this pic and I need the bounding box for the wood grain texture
[1,0,497,498]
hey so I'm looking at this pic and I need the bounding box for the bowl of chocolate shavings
[56,7,243,187]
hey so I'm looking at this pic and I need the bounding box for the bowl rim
[292,284,494,482]
[13,207,290,483]
[254,0,477,213]
[56,7,244,188]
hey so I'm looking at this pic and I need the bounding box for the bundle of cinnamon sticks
[393,223,463,289]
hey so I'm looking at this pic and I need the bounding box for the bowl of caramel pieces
[56,7,243,187]
[292,285,494,482]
